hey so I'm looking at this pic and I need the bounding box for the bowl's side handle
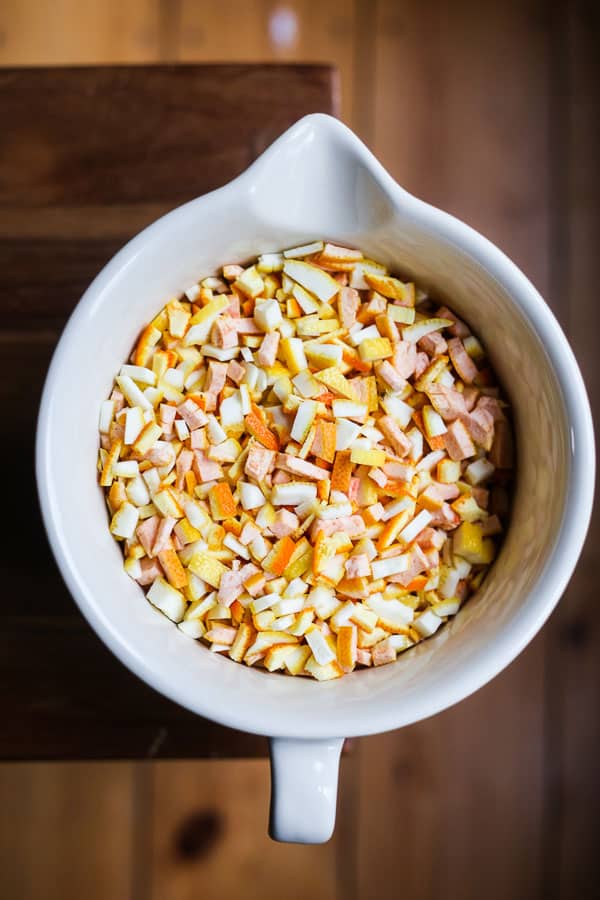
[268,736,344,844]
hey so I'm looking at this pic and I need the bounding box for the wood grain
[356,651,547,900]
[0,762,136,899]
[0,618,268,760]
[544,2,600,898]
[177,0,352,123]
[0,65,336,209]
[0,0,160,64]
[356,3,551,898]
[0,3,598,898]
[147,760,339,900]
[0,64,336,331]
[371,0,551,290]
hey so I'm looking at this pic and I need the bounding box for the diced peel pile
[99,241,513,680]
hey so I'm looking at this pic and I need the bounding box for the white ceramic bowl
[36,114,595,844]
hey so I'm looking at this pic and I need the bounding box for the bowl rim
[36,114,595,739]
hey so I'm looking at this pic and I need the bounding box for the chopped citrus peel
[99,241,513,680]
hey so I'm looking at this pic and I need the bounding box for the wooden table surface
[0,63,337,760]
[0,5,598,899]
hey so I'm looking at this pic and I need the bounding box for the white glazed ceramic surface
[36,115,595,844]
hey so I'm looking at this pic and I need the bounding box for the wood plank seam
[541,2,570,898]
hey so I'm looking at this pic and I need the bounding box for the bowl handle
[268,736,344,843]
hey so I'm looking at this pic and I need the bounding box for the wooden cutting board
[0,64,337,759]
